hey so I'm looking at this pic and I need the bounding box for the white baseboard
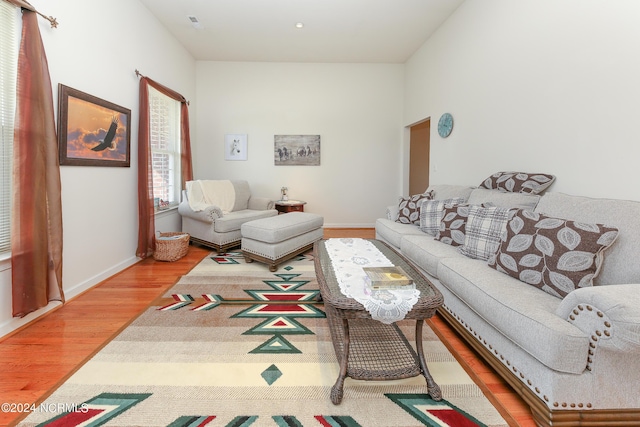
[0,256,139,340]
[0,301,63,339]
[63,256,140,300]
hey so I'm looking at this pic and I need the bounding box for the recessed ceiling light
[295,22,304,29]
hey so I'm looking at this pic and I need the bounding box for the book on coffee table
[363,266,415,290]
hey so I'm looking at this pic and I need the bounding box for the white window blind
[148,86,181,208]
[0,2,19,255]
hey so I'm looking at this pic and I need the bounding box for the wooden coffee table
[313,239,444,404]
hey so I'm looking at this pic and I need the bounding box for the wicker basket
[154,232,190,262]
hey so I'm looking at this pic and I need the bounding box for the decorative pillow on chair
[396,191,434,225]
[488,210,619,298]
[460,205,516,260]
[419,198,465,235]
[479,171,556,194]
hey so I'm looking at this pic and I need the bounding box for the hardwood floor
[0,228,535,427]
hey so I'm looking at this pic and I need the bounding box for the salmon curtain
[136,76,193,259]
[9,0,64,317]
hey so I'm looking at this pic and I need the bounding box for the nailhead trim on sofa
[564,304,611,372]
[442,304,593,410]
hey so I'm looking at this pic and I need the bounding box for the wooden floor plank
[0,229,535,427]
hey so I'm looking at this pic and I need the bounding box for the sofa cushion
[535,192,640,286]
[213,209,278,233]
[479,171,556,194]
[241,212,323,243]
[488,210,619,298]
[400,234,465,278]
[437,256,589,374]
[375,218,424,249]
[460,205,515,261]
[467,188,540,210]
[395,191,434,225]
[418,198,465,236]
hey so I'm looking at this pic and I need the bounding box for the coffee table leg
[416,319,442,401]
[330,318,350,405]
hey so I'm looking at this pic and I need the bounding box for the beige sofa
[376,184,640,427]
[178,179,277,252]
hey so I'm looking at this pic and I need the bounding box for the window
[0,2,19,255]
[148,86,181,209]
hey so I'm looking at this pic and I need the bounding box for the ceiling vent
[187,15,203,30]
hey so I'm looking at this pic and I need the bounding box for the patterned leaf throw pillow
[436,203,470,246]
[488,210,619,298]
[436,202,496,246]
[419,198,465,235]
[395,191,434,225]
[480,171,556,194]
[460,205,515,261]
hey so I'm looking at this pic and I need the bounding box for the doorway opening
[409,119,430,195]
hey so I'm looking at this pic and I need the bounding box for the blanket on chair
[186,180,236,214]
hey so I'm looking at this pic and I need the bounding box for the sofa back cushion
[426,184,474,201]
[231,180,251,211]
[467,188,540,210]
[535,192,640,286]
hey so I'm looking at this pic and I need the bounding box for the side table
[275,200,306,214]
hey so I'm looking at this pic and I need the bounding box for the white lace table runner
[324,238,420,324]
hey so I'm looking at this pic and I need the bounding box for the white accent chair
[178,180,277,252]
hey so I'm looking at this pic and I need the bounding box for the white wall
[404,0,640,202]
[194,62,404,226]
[0,0,196,338]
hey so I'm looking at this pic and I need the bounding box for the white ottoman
[241,212,324,271]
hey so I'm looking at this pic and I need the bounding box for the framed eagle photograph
[57,84,131,167]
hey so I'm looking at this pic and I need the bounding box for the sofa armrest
[248,196,275,210]
[178,199,223,222]
[556,284,640,350]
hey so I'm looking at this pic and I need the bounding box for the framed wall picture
[225,134,248,161]
[57,84,131,167]
[274,135,321,166]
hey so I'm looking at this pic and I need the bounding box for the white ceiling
[138,0,465,63]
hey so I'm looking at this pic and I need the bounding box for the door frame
[408,118,431,195]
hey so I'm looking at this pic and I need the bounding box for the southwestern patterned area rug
[17,249,508,427]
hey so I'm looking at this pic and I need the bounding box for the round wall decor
[437,113,454,138]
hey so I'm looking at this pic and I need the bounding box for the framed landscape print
[57,84,131,167]
[274,135,320,166]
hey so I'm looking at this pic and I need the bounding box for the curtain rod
[11,0,58,28]
[135,69,190,105]
[37,10,58,28]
